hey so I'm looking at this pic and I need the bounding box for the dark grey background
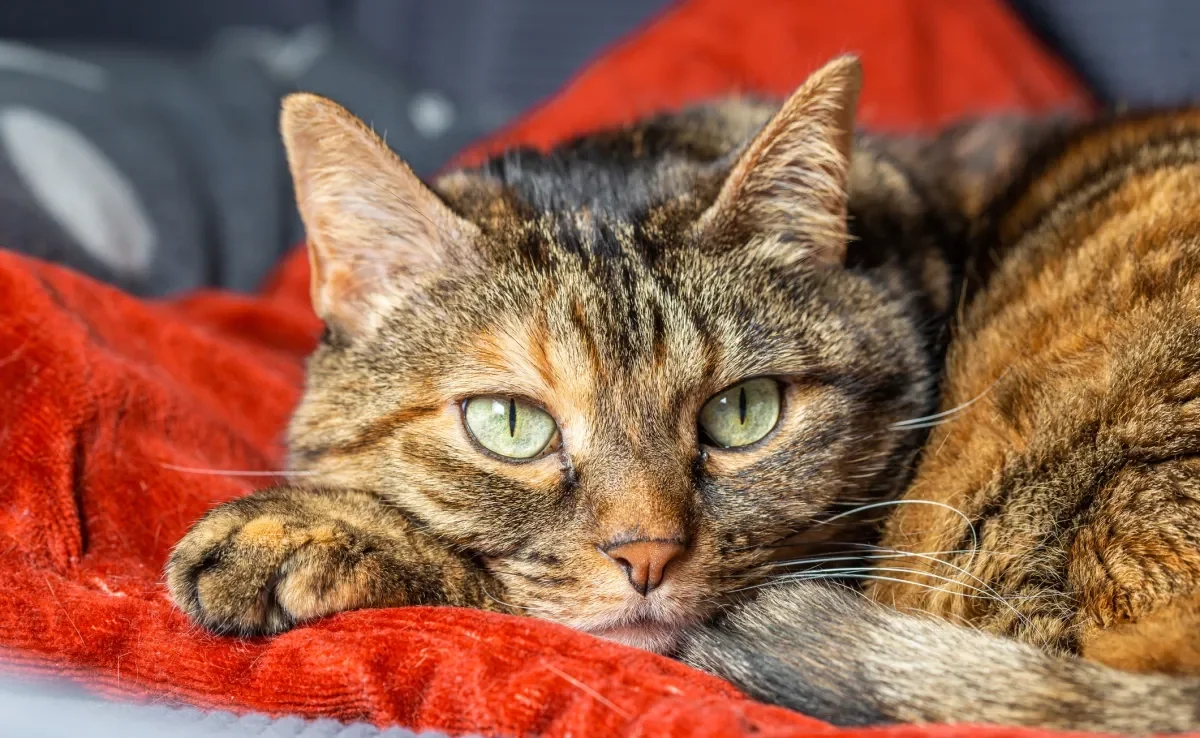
[1009,0,1200,107]
[0,0,675,295]
[2,0,675,150]
[0,1,1195,297]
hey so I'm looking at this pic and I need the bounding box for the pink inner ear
[281,94,481,333]
[695,57,861,266]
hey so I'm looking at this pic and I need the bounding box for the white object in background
[0,106,156,279]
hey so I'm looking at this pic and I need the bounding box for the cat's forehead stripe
[567,298,605,380]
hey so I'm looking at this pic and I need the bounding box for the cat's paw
[166,487,411,635]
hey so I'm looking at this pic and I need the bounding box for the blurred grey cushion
[1010,0,1200,106]
[0,0,673,295]
[0,31,478,296]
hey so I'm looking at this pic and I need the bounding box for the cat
[164,54,1077,723]
[165,56,1000,651]
[680,109,1200,733]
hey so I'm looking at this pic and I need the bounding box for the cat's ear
[697,56,862,266]
[280,93,479,334]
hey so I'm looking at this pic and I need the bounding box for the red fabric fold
[0,1,1094,735]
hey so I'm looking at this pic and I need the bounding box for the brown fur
[168,487,507,634]
[681,110,1200,733]
[870,111,1200,658]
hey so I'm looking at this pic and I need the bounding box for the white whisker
[889,367,1010,430]
[760,548,1001,571]
[815,499,979,559]
[738,573,1048,605]
[480,584,548,615]
[542,662,632,720]
[158,463,319,478]
[839,543,1035,626]
[772,565,1004,600]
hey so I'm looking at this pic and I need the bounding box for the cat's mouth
[590,618,682,654]
[551,581,705,653]
[580,602,700,653]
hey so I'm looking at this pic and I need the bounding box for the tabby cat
[167,56,972,650]
[682,109,1200,732]
[167,55,1200,732]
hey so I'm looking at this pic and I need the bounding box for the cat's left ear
[696,55,862,266]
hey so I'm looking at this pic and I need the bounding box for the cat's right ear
[280,93,479,335]
[695,56,862,267]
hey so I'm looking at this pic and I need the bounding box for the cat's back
[955,110,1200,421]
[979,110,1200,320]
[872,109,1200,675]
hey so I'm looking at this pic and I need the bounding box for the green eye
[699,378,781,448]
[463,396,559,460]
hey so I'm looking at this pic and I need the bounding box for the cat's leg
[1070,457,1200,674]
[166,486,510,635]
[1082,590,1200,675]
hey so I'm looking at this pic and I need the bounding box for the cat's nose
[602,538,686,596]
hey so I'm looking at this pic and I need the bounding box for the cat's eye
[463,396,560,460]
[698,377,781,449]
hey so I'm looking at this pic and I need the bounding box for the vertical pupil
[738,386,747,425]
[508,398,517,436]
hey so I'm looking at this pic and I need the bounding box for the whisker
[829,497,894,505]
[760,540,1029,626]
[846,542,1019,558]
[889,367,1010,430]
[757,548,994,572]
[814,499,979,558]
[772,566,1004,600]
[737,573,1049,605]
[762,566,1051,630]
[542,662,633,720]
[846,545,1016,559]
[752,554,871,572]
[715,554,871,579]
[479,584,548,615]
[729,545,1020,574]
[157,463,320,478]
[846,547,1011,604]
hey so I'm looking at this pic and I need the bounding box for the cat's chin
[590,621,681,654]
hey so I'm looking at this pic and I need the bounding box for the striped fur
[682,111,1200,732]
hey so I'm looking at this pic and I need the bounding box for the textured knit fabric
[0,1,1089,736]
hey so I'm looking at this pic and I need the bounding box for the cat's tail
[678,583,1200,734]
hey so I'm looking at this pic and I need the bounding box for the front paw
[166,487,417,635]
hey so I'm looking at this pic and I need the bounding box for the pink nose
[602,539,686,596]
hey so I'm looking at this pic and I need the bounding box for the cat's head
[281,56,936,652]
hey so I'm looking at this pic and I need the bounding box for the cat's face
[281,57,933,652]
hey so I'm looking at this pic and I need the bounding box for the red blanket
[0,0,1091,735]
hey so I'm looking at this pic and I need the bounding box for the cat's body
[164,57,1200,733]
[683,110,1200,732]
